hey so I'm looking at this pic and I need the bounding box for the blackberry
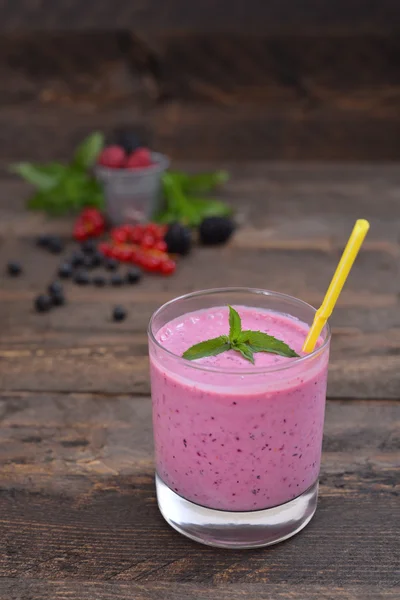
[164,222,192,255]
[199,217,235,245]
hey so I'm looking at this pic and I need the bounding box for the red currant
[145,223,164,239]
[141,234,156,249]
[143,255,161,272]
[111,228,129,244]
[160,259,176,276]
[98,242,113,257]
[131,225,144,244]
[154,240,167,253]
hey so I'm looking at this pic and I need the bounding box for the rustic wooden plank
[0,300,399,397]
[3,33,400,109]
[0,394,398,587]
[1,1,400,33]
[0,581,398,600]
[1,164,400,397]
[1,98,400,163]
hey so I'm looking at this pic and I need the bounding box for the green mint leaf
[188,197,232,225]
[160,172,232,227]
[10,162,66,190]
[172,170,229,194]
[73,132,104,170]
[162,172,198,225]
[233,342,255,364]
[153,209,177,224]
[240,330,299,358]
[228,305,242,342]
[26,169,104,215]
[183,335,230,360]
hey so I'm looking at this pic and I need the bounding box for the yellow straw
[302,219,370,353]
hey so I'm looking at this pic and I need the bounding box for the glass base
[156,474,318,549]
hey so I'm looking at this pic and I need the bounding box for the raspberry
[98,145,126,169]
[126,148,152,169]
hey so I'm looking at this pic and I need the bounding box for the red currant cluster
[99,223,176,275]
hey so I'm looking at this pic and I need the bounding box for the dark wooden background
[0,1,400,164]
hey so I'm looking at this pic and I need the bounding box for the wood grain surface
[1,1,400,33]
[0,163,399,599]
[1,32,400,161]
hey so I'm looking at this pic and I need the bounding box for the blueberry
[91,251,103,268]
[92,275,106,287]
[34,294,52,312]
[7,262,22,276]
[71,251,85,268]
[74,270,90,285]
[51,291,65,306]
[164,223,192,255]
[36,235,52,248]
[83,255,96,269]
[81,239,97,254]
[110,274,123,286]
[47,236,64,254]
[126,267,142,284]
[48,281,63,296]
[105,257,119,271]
[58,263,73,279]
[114,129,141,154]
[113,305,126,322]
[199,217,235,245]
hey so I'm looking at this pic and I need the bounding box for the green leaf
[182,336,230,361]
[160,172,232,227]
[73,132,104,170]
[171,170,229,194]
[26,168,104,215]
[162,172,199,225]
[228,305,242,342]
[188,197,232,225]
[233,342,254,364]
[10,162,66,190]
[239,330,299,358]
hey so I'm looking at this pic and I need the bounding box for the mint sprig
[156,170,232,227]
[10,132,105,215]
[182,306,299,364]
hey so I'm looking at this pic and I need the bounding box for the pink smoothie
[150,305,329,511]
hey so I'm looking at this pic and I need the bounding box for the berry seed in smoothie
[150,304,329,512]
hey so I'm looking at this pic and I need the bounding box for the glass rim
[148,287,331,375]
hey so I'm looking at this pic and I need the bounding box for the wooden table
[0,164,399,599]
